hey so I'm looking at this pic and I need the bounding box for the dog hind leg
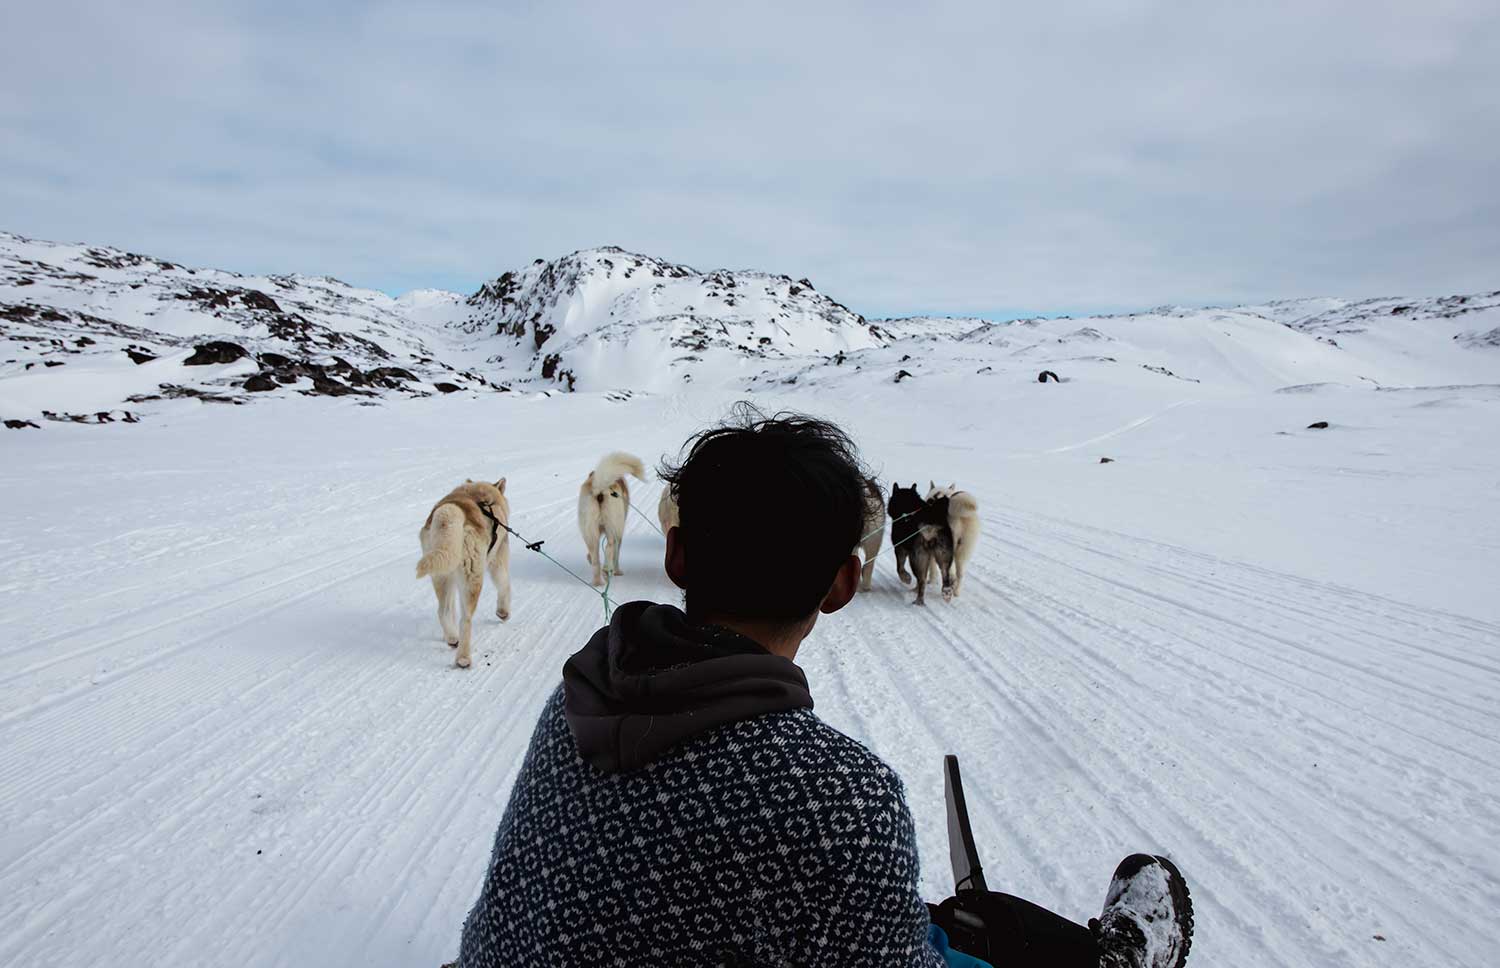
[859,553,875,593]
[895,545,912,585]
[432,574,459,646]
[489,541,511,621]
[456,573,481,668]
[912,543,930,606]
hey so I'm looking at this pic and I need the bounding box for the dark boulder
[244,374,278,392]
[1307,421,1329,429]
[433,382,464,394]
[1038,370,1060,383]
[4,419,40,430]
[125,348,157,365]
[894,369,913,383]
[183,341,248,366]
[309,375,356,396]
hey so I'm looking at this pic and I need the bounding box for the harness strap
[477,500,502,553]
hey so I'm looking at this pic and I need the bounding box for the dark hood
[562,601,813,774]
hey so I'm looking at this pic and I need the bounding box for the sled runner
[941,754,996,958]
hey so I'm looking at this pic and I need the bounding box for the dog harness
[477,500,501,553]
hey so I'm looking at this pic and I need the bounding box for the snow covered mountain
[456,246,907,392]
[2,229,1496,426]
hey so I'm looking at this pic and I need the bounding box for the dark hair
[658,403,870,623]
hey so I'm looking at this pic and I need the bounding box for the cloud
[3,0,1497,316]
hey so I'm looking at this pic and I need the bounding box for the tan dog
[657,486,680,535]
[578,452,646,586]
[856,478,885,592]
[927,482,980,597]
[415,479,511,668]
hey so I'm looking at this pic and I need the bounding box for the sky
[2,1,1497,318]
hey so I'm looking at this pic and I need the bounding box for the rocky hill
[2,229,1495,426]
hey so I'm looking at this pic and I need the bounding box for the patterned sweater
[456,686,943,967]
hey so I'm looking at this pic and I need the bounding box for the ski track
[1,395,1495,968]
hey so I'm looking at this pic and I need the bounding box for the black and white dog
[888,483,954,605]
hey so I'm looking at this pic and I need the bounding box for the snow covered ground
[3,263,1498,967]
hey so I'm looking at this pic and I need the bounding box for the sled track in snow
[2,399,1496,968]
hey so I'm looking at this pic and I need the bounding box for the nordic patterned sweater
[455,603,943,968]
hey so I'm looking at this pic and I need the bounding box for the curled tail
[416,504,465,578]
[590,451,646,495]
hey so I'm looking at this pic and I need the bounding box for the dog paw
[897,572,912,586]
[912,598,926,607]
[496,608,510,621]
[446,639,459,648]
[455,655,471,669]
[942,589,954,603]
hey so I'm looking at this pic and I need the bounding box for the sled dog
[579,452,647,586]
[657,486,680,535]
[927,482,981,597]
[910,494,955,605]
[415,478,511,668]
[856,478,885,592]
[887,483,925,589]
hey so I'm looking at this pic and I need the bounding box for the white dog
[927,482,981,597]
[415,478,511,668]
[579,452,647,585]
[856,478,885,592]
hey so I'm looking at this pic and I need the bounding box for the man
[454,408,1193,967]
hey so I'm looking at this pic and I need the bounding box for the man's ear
[819,554,862,616]
[664,526,688,590]
[495,477,506,493]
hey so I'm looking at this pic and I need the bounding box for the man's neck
[694,612,809,661]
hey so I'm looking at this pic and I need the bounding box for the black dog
[888,483,924,586]
[888,484,955,605]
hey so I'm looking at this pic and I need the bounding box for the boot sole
[1153,855,1194,968]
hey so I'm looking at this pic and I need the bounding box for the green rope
[628,499,665,536]
[861,507,920,545]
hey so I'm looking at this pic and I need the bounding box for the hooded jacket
[456,602,943,968]
[562,600,814,773]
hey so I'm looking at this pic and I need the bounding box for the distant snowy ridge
[2,229,1496,423]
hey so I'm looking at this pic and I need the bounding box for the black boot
[1090,854,1194,968]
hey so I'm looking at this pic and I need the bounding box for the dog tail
[590,451,647,495]
[416,504,465,578]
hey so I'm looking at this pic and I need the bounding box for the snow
[2,236,1498,967]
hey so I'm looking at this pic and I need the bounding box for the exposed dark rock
[244,374,278,392]
[1307,420,1330,429]
[1038,370,1060,383]
[540,353,563,381]
[894,369,913,383]
[183,341,248,365]
[365,366,418,389]
[1,303,68,324]
[309,375,357,396]
[433,382,463,394]
[4,419,40,429]
[1099,457,1115,464]
[44,360,65,367]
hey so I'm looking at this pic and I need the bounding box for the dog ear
[929,480,935,491]
[465,477,473,483]
[948,481,955,491]
[495,477,506,492]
